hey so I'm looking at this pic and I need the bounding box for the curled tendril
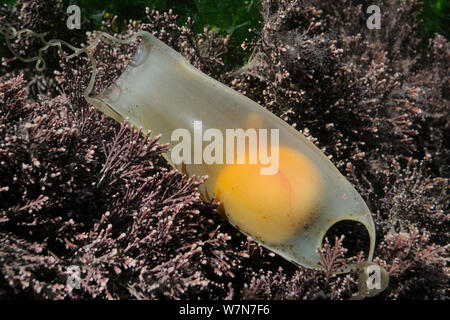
[0,23,146,101]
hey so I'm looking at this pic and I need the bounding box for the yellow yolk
[215,146,322,244]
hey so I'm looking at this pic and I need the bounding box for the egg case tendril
[0,23,148,101]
